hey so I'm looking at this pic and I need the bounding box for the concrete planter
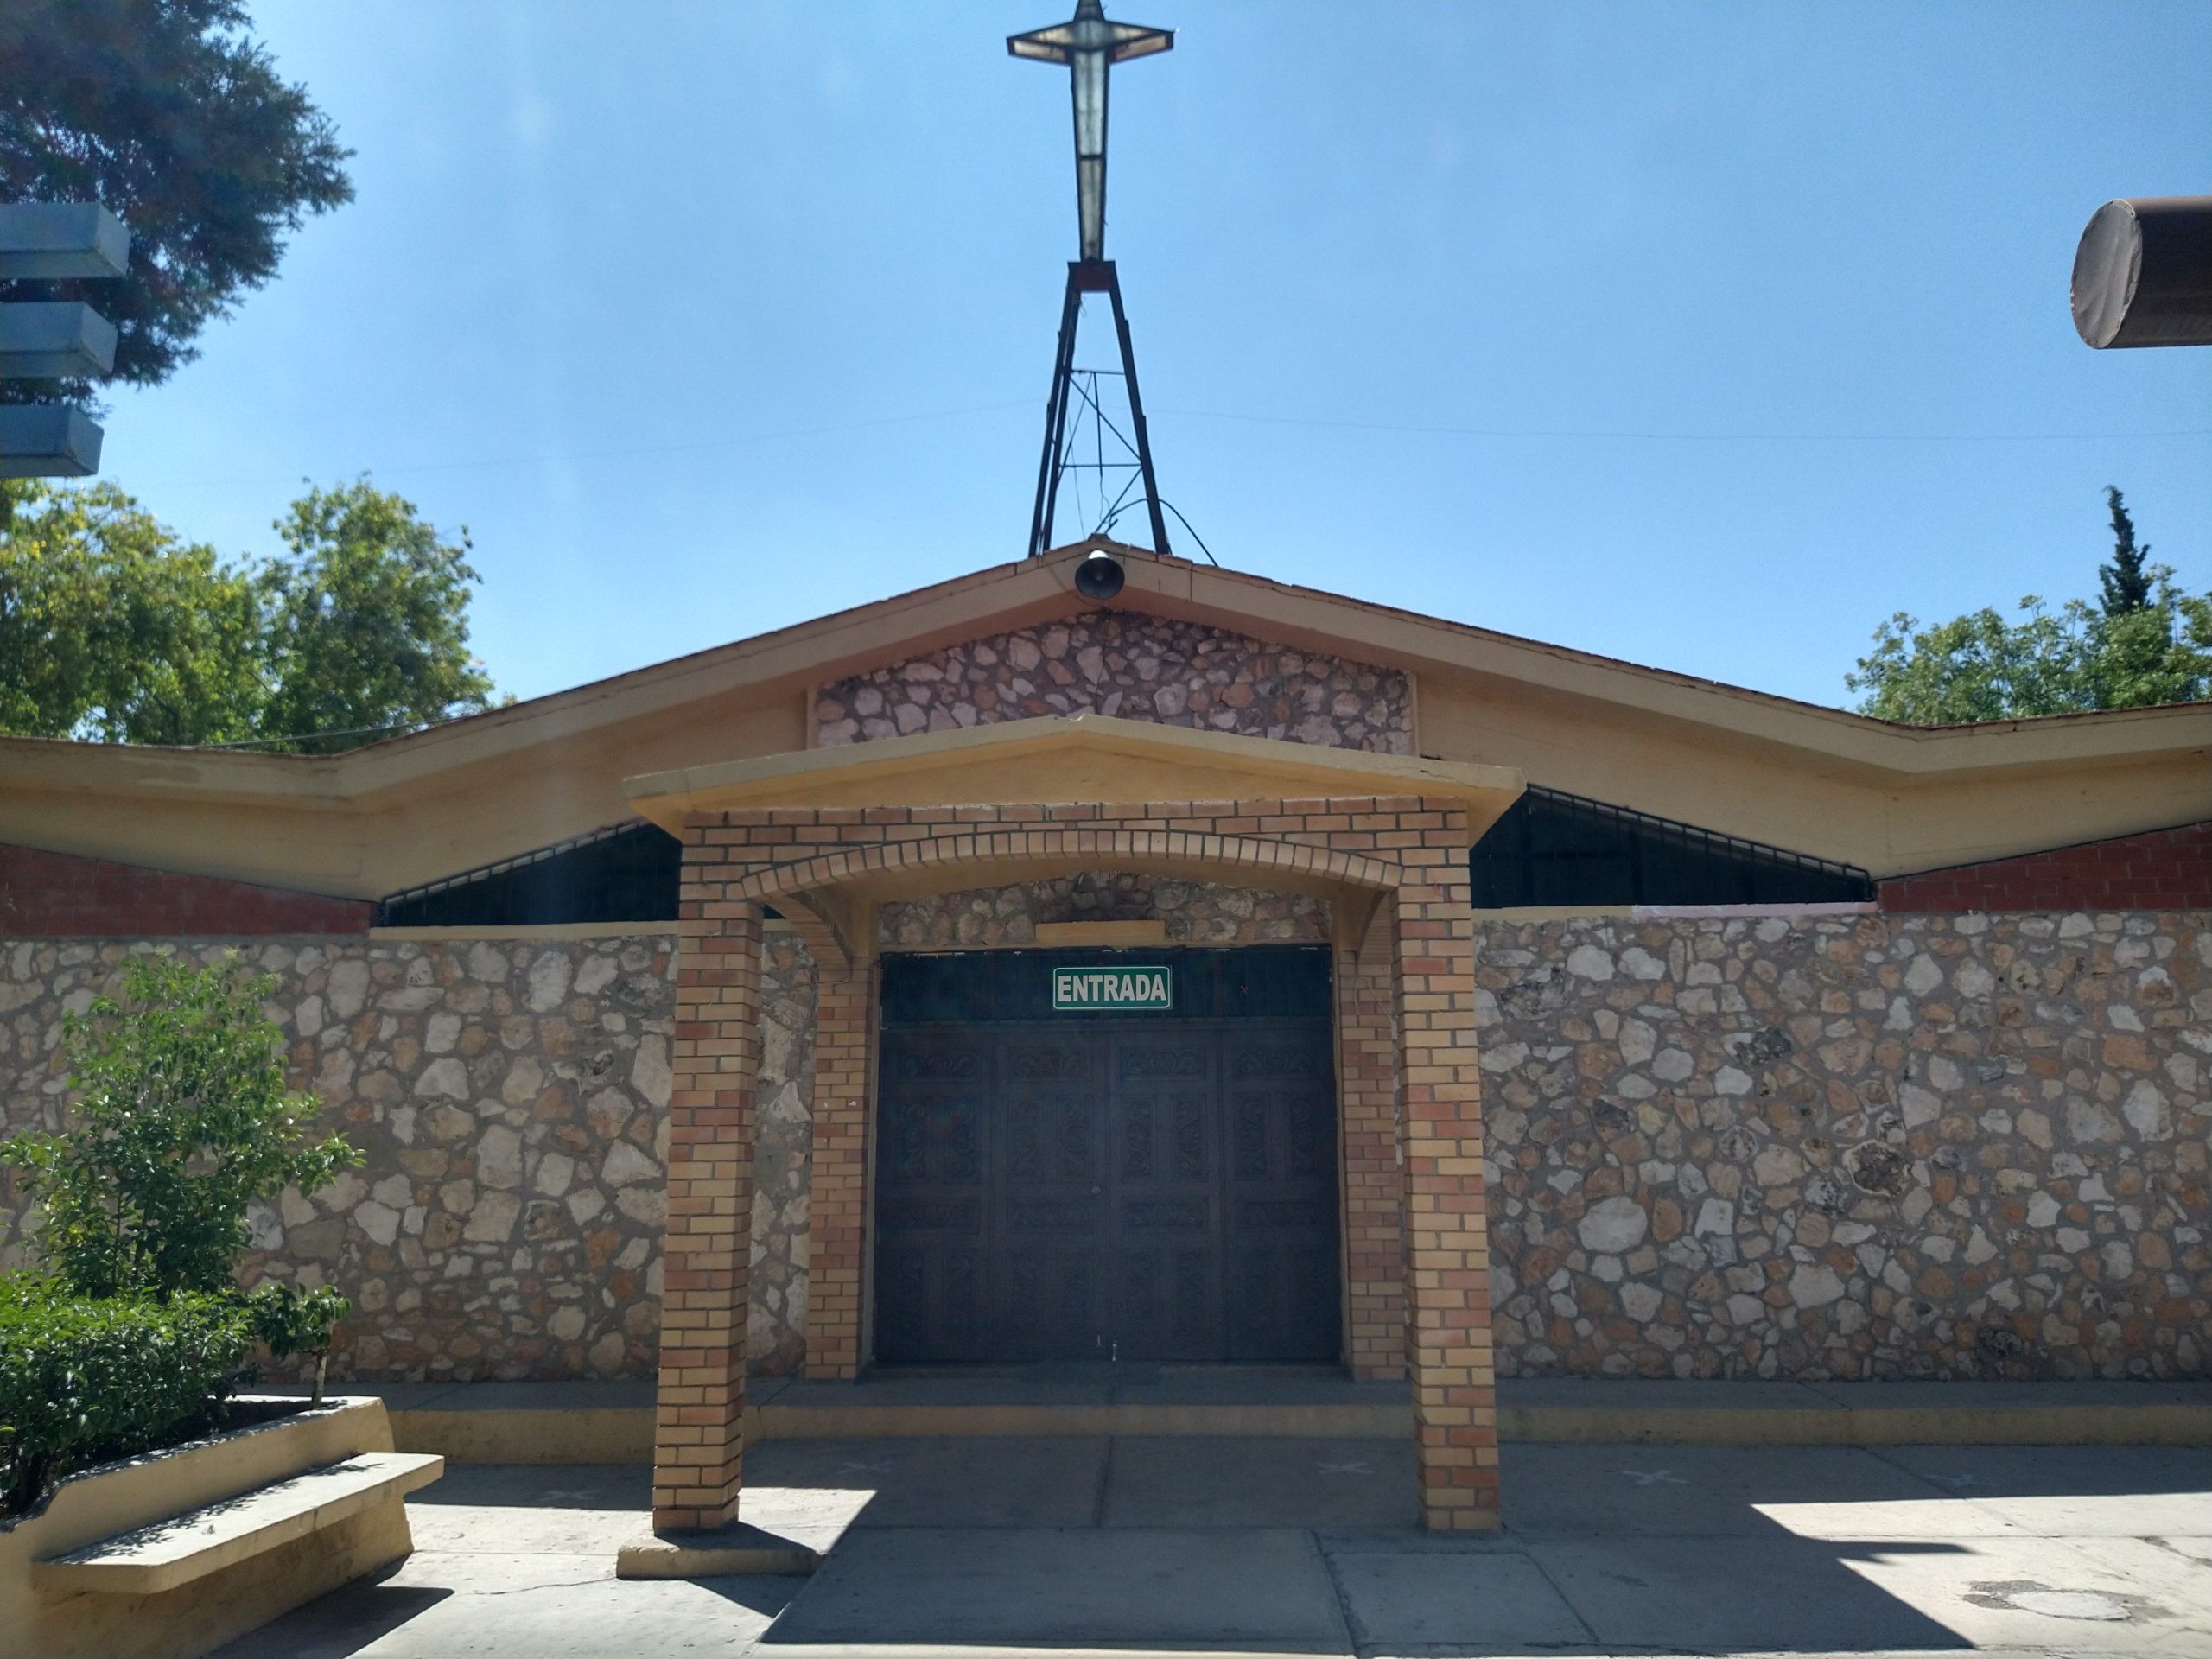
[1,1395,439,1659]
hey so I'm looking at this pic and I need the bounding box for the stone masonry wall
[10,906,2205,1384]
[815,609,1413,753]
[1476,911,2210,1380]
[0,932,821,1382]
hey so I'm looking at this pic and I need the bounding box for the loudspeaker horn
[1073,549,1125,601]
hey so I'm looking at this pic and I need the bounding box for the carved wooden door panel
[1221,1025,1341,1361]
[873,1027,991,1364]
[993,1028,1108,1361]
[1106,1030,1221,1360]
[875,1007,1339,1365]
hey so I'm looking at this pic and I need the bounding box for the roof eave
[6,538,2208,809]
[625,711,1526,833]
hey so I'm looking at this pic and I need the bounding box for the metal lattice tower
[1009,0,1174,559]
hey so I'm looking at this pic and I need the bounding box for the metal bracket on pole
[0,201,132,479]
[0,302,119,379]
[0,204,132,281]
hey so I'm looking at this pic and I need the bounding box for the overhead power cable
[113,399,2208,499]
[1154,408,2212,444]
[193,720,425,750]
[122,399,1034,491]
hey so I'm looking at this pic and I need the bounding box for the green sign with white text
[1052,964,1172,1013]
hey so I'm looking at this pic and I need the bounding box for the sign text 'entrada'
[1051,964,1172,1012]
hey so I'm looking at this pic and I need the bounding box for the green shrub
[2,953,360,1299]
[0,1276,253,1520]
[243,1281,351,1402]
[0,953,362,1478]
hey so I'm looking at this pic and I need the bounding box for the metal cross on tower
[1010,0,1175,560]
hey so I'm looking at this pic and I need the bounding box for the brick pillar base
[652,896,761,1532]
[806,951,875,1379]
[1392,836,1502,1530]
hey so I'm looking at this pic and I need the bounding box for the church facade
[3,540,2209,1530]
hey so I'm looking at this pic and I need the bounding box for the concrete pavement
[215,1436,2212,1658]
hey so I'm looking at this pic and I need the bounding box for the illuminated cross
[1009,0,1173,262]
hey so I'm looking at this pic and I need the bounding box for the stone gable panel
[813,609,1413,753]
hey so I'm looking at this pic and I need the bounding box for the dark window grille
[378,792,1869,926]
[378,821,683,927]
[1470,786,1872,909]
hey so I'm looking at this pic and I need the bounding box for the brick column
[1391,817,1502,1530]
[652,885,762,1533]
[806,950,876,1378]
[1337,921,1406,1379]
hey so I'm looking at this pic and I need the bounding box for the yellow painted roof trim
[625,713,1526,833]
[4,537,2207,814]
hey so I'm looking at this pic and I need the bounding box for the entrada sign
[1052,964,1172,1013]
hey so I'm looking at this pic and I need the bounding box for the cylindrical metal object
[1074,549,1125,599]
[2071,195,2212,348]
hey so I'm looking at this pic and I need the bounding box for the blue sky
[104,1,2211,710]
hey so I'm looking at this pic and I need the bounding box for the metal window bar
[378,821,651,911]
[1471,786,1873,909]
[375,819,715,929]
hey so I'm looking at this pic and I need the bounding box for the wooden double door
[873,1018,1340,1365]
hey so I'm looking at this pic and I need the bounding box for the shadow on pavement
[735,1440,1993,1654]
[209,1440,2209,1657]
[213,1573,453,1659]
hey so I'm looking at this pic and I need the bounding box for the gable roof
[13,534,2206,785]
[3,537,2207,898]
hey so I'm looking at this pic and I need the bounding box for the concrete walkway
[217,1436,2212,1658]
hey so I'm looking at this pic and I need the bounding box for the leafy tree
[2,953,361,1300]
[257,481,499,755]
[240,1279,351,1402]
[0,480,264,744]
[1848,493,2212,725]
[1849,601,2092,724]
[2088,583,2212,711]
[0,0,353,408]
[1,476,501,749]
[2099,486,2152,617]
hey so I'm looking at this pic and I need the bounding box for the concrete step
[283,1376,2212,1464]
[33,1452,445,1595]
[1501,1377,2212,1446]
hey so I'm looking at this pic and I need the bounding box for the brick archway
[648,793,1501,1536]
[735,825,1408,908]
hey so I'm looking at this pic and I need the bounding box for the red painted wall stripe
[1879,819,2212,913]
[0,843,374,937]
